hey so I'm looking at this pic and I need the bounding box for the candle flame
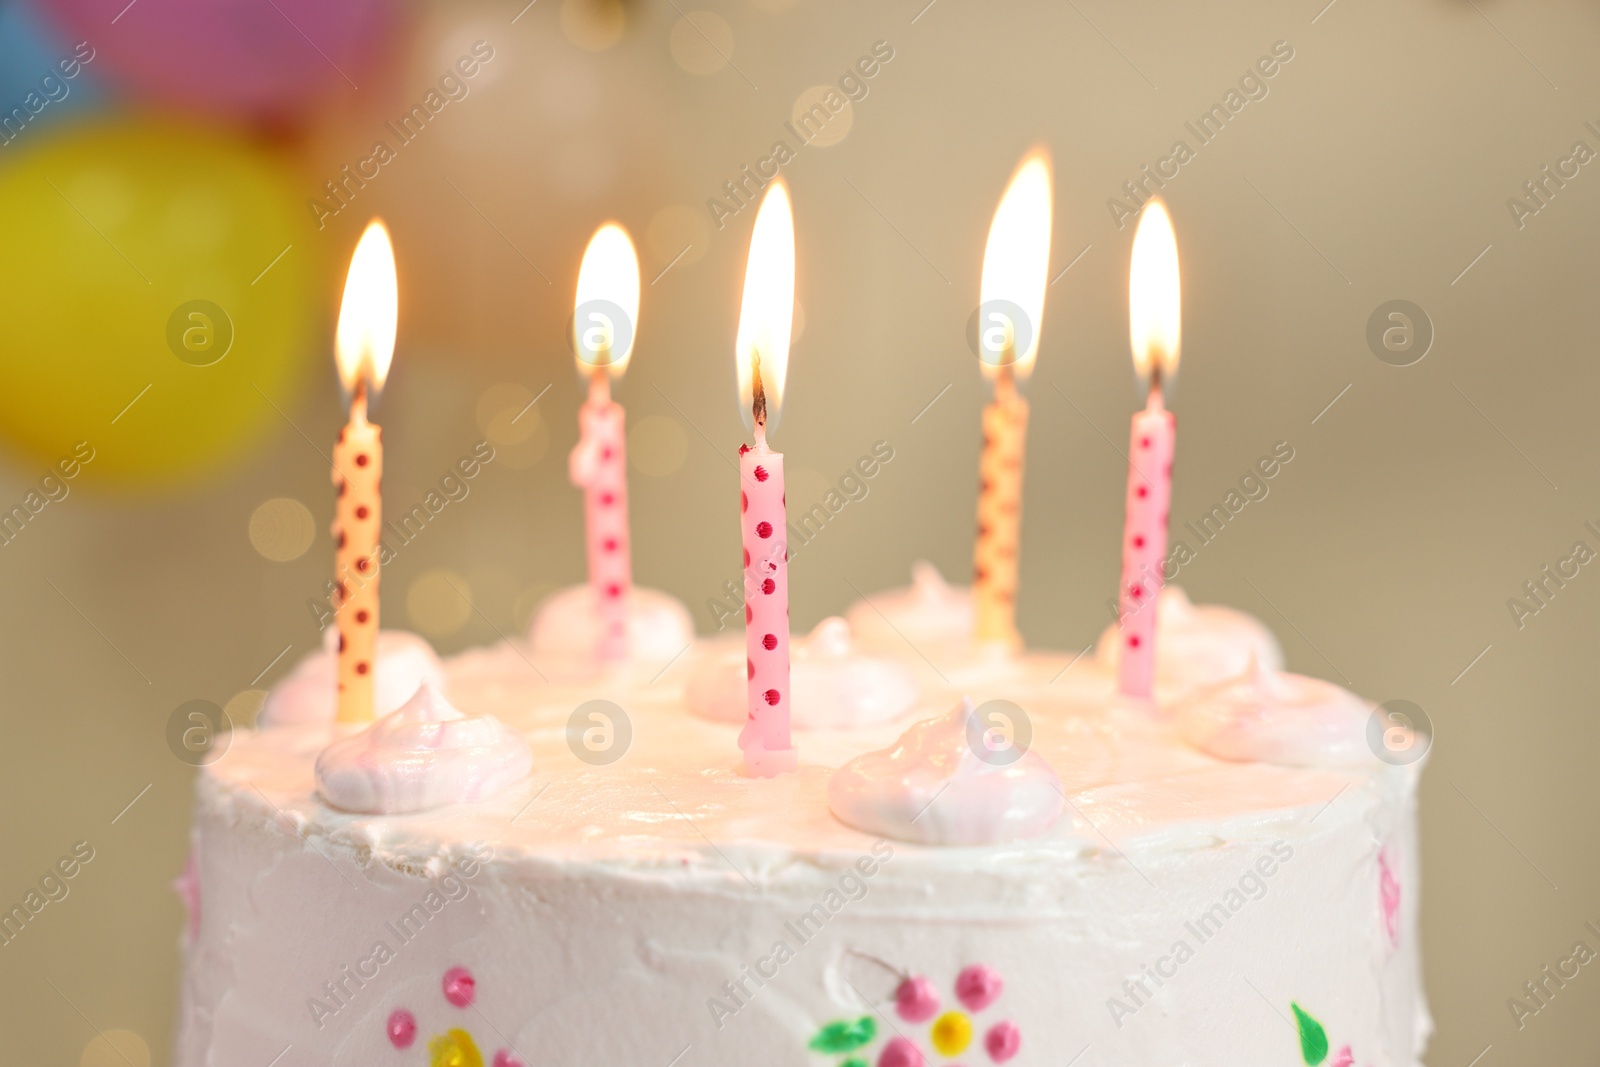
[573,222,641,377]
[334,219,398,396]
[979,149,1052,379]
[1128,199,1181,385]
[735,180,795,429]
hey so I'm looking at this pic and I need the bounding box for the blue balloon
[0,0,106,152]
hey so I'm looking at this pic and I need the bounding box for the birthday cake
[174,575,1429,1066]
[175,168,1428,1067]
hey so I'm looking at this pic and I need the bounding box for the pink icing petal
[492,1052,526,1067]
[1329,1045,1354,1067]
[386,1009,416,1048]
[442,966,476,1007]
[984,1020,1021,1062]
[878,1036,925,1067]
[895,974,941,1022]
[955,964,1005,1011]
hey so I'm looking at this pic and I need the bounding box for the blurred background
[1,0,1596,1062]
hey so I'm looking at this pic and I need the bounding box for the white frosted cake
[176,582,1428,1067]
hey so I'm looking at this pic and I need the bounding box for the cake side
[175,646,1427,1066]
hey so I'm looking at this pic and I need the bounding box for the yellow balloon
[0,120,320,490]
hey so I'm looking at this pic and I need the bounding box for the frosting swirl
[259,630,445,726]
[315,683,533,814]
[686,617,919,729]
[828,698,1065,845]
[528,584,694,664]
[1094,585,1282,689]
[845,561,974,653]
[1177,659,1376,767]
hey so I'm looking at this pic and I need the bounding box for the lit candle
[331,219,398,723]
[972,151,1052,648]
[1117,199,1181,700]
[569,223,641,662]
[734,181,797,777]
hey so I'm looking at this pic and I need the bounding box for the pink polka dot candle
[972,150,1052,649]
[331,220,398,724]
[1117,199,1182,701]
[569,224,640,663]
[733,181,797,777]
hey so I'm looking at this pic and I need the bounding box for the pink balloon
[34,0,395,118]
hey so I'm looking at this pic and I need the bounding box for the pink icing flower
[878,1036,926,1067]
[1329,1044,1354,1067]
[985,1020,1021,1062]
[492,1051,526,1067]
[386,1009,416,1048]
[1379,850,1401,948]
[443,966,476,1007]
[955,964,1004,1011]
[895,975,941,1022]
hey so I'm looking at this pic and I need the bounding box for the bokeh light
[407,569,472,638]
[248,498,316,562]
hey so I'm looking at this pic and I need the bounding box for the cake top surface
[209,632,1405,889]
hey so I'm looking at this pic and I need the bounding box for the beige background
[3,0,1598,1062]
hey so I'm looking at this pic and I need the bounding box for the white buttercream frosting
[258,629,445,726]
[845,561,973,654]
[828,697,1066,845]
[1178,659,1377,767]
[686,617,920,729]
[1094,585,1283,689]
[314,683,533,814]
[182,637,1428,1067]
[528,584,694,664]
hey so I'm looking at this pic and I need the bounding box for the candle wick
[351,377,369,424]
[995,362,1016,402]
[751,350,767,434]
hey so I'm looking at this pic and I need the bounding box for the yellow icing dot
[930,1011,972,1056]
[428,1029,483,1067]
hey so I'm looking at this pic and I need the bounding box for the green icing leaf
[842,1060,868,1067]
[808,1016,876,1054]
[1290,1002,1329,1065]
